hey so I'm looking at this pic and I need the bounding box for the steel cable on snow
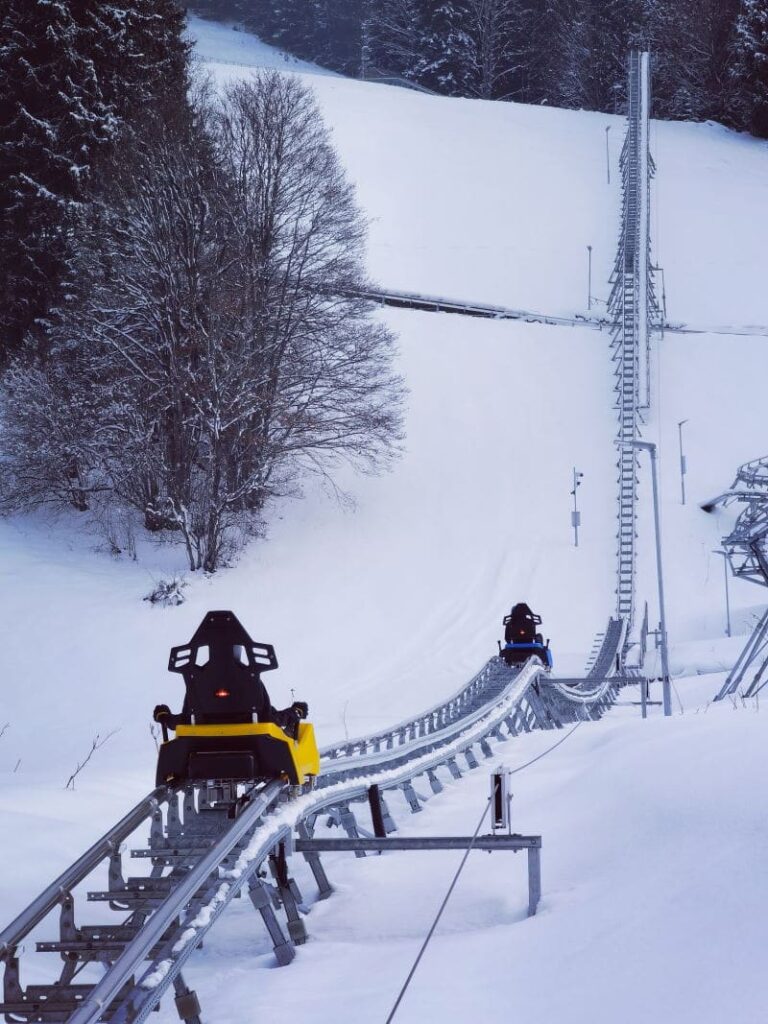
[385,720,583,1022]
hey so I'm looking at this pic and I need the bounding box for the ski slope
[1,15,768,1022]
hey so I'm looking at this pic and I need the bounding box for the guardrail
[320,654,509,760]
[322,618,627,773]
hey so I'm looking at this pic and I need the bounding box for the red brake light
[215,688,230,698]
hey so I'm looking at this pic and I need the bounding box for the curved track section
[320,654,511,761]
[0,650,623,1024]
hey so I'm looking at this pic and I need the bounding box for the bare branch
[64,730,119,790]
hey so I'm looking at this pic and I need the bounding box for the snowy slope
[1,16,768,1022]
[186,13,336,77]
[166,690,768,1024]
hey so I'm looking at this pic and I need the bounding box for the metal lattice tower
[607,51,661,641]
[705,454,768,700]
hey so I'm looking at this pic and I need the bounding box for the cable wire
[385,720,582,1022]
[384,791,491,1024]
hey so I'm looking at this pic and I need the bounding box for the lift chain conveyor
[607,50,661,650]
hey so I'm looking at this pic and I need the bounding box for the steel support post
[295,820,333,900]
[378,793,397,834]
[368,785,387,837]
[527,847,542,917]
[247,877,295,967]
[645,441,672,716]
[295,835,543,917]
[268,845,307,946]
[338,803,367,858]
[173,974,202,1024]
[401,781,423,813]
[463,747,479,770]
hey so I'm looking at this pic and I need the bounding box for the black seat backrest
[503,602,542,644]
[168,610,277,724]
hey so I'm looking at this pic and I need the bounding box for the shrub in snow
[144,576,188,607]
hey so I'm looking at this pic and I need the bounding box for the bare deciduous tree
[370,0,422,79]
[0,73,405,573]
[463,0,525,100]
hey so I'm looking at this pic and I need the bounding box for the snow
[169,692,768,1024]
[185,14,336,78]
[1,12,768,1024]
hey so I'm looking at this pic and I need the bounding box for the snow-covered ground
[1,14,767,1023]
[172,686,767,1024]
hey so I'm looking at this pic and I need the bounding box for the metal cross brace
[295,834,542,917]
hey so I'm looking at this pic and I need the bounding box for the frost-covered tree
[0,1,115,361]
[732,0,768,135]
[414,1,472,94]
[0,0,189,365]
[1,76,405,573]
[0,341,111,514]
[188,0,759,131]
[370,0,422,78]
[644,0,739,123]
[548,0,641,111]
[462,0,525,99]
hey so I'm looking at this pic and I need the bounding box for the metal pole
[712,550,732,637]
[571,468,583,547]
[587,245,593,309]
[573,466,578,547]
[605,125,611,184]
[678,419,688,505]
[641,441,671,716]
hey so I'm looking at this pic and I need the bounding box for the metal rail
[0,788,167,962]
[0,652,623,1023]
[322,617,626,767]
[320,655,511,761]
[607,51,660,646]
[66,782,285,1024]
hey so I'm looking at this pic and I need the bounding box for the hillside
[0,15,767,1023]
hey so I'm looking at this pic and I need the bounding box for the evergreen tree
[0,0,190,364]
[732,0,768,135]
[180,0,758,133]
[115,0,190,113]
[0,1,114,360]
[550,0,641,111]
[267,0,318,58]
[329,0,366,75]
[415,1,472,94]
[645,0,739,124]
